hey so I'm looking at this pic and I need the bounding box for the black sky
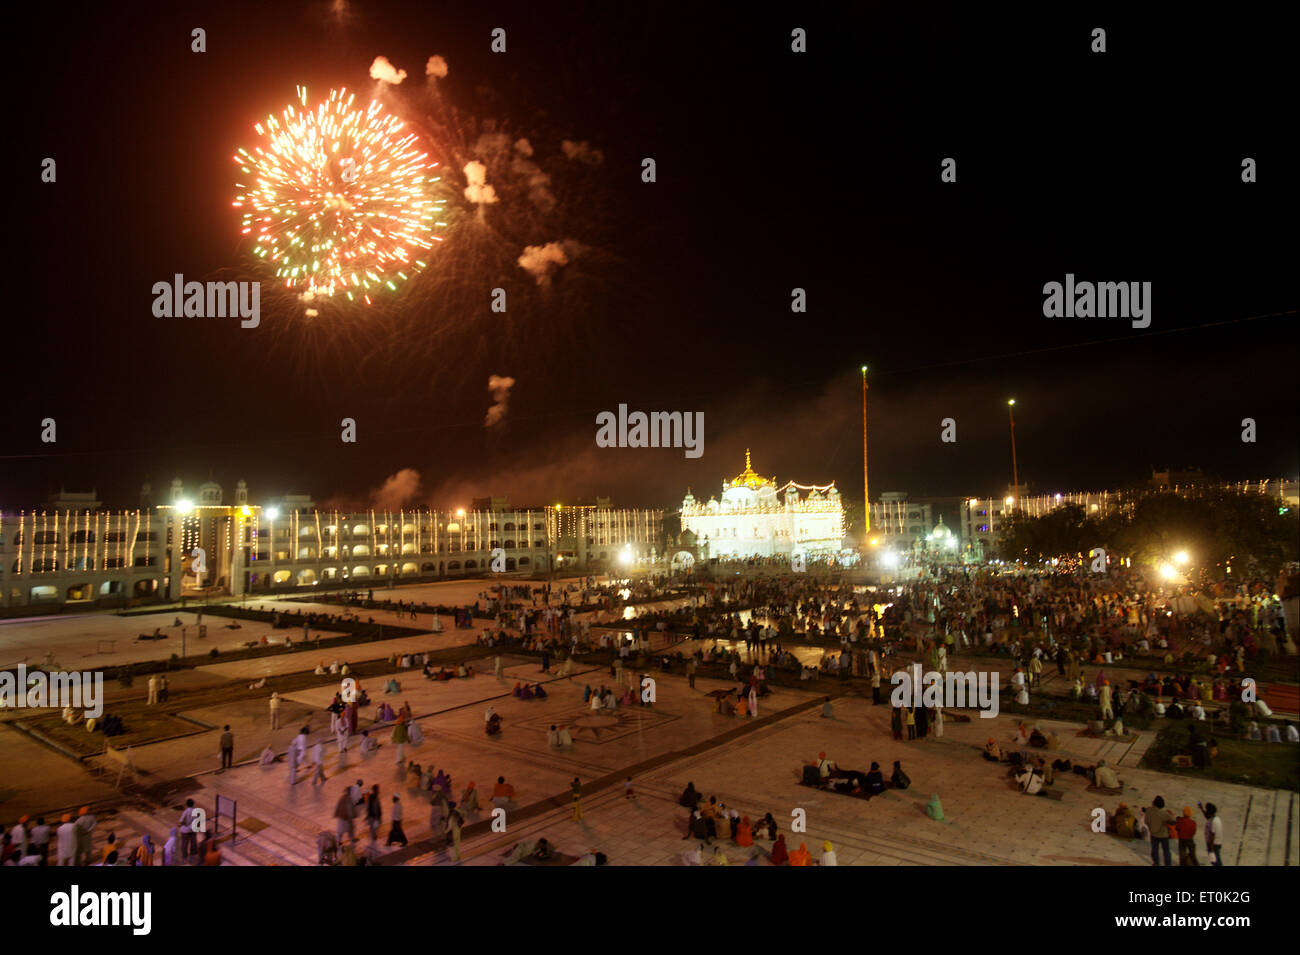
[6,1,1297,511]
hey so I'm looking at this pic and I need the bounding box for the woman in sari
[735,816,754,847]
[789,842,812,866]
[770,833,789,865]
[925,793,945,821]
[678,782,701,808]
[891,705,903,740]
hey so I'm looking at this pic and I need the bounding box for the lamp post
[1007,399,1019,510]
[861,365,870,535]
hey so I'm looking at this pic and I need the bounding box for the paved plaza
[29,666,1298,867]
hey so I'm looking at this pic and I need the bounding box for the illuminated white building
[0,479,661,611]
[679,450,844,559]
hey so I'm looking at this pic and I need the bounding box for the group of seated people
[802,751,911,797]
[423,662,475,681]
[75,711,125,736]
[546,724,574,749]
[584,684,631,710]
[512,682,548,700]
[313,661,352,676]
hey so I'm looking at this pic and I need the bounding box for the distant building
[679,450,844,560]
[0,478,662,611]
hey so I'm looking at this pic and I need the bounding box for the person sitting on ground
[1111,803,1137,839]
[1094,759,1121,790]
[1016,765,1043,795]
[359,731,379,758]
[533,838,554,861]
[788,842,813,866]
[891,759,911,790]
[260,745,277,765]
[864,762,886,796]
[770,834,789,865]
[984,738,1003,762]
[1029,726,1048,747]
[547,724,562,748]
[816,751,837,778]
[678,782,701,809]
[314,662,327,676]
[492,776,516,809]
[520,684,535,700]
[757,813,778,841]
[735,816,754,847]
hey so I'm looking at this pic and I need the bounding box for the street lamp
[861,365,870,536]
[1007,400,1019,509]
[1173,550,1189,565]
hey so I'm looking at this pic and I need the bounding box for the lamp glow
[1173,550,1189,565]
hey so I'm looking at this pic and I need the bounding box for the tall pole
[1007,399,1019,509]
[861,366,870,535]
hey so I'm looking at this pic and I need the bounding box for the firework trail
[233,86,447,305]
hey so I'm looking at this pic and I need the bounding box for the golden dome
[729,449,776,490]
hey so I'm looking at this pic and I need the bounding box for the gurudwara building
[679,450,844,560]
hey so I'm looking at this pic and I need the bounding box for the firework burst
[233,86,447,304]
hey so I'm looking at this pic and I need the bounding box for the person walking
[365,785,383,842]
[310,738,327,785]
[147,675,159,705]
[386,795,407,847]
[445,804,464,861]
[219,725,234,770]
[179,799,198,864]
[494,654,504,684]
[1175,806,1199,866]
[73,806,96,867]
[55,814,76,866]
[570,777,584,823]
[335,717,350,755]
[333,789,357,844]
[270,692,282,730]
[1143,796,1175,866]
[687,658,697,690]
[1202,802,1224,866]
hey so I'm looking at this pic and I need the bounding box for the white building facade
[679,450,844,559]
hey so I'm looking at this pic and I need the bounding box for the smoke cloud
[369,56,408,85]
[561,140,605,165]
[484,375,516,427]
[463,160,498,205]
[425,55,448,78]
[517,240,582,285]
[371,468,422,510]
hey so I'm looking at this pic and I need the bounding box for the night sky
[7,1,1297,513]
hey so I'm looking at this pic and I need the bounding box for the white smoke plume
[510,155,555,212]
[369,56,408,85]
[517,240,582,286]
[425,55,448,78]
[561,140,604,165]
[371,468,421,510]
[463,160,498,205]
[484,375,516,427]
